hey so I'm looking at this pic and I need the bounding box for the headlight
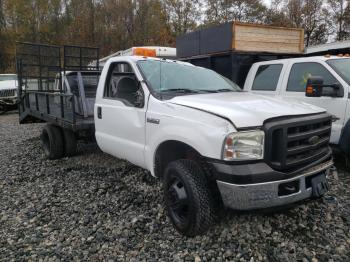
[222,130,265,160]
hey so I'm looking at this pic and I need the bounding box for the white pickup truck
[244,56,350,156]
[94,56,333,235]
[18,45,334,236]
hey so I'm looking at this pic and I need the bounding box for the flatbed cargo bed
[16,42,100,132]
[22,91,94,130]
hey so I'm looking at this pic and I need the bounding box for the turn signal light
[133,48,156,57]
[225,150,234,159]
[306,86,314,94]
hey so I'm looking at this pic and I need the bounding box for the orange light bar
[133,47,156,57]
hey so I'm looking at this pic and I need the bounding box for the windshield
[0,75,17,81]
[327,59,350,85]
[137,60,241,98]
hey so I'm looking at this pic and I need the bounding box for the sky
[263,0,272,7]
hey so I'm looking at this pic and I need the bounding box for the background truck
[243,56,350,157]
[176,22,304,87]
[17,42,333,236]
[176,22,350,158]
[0,74,18,112]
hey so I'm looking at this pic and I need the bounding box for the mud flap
[311,173,329,198]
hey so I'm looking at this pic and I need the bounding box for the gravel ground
[0,112,349,262]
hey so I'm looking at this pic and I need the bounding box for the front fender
[145,98,235,175]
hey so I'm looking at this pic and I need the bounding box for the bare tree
[205,0,267,24]
[284,0,330,46]
[163,0,201,36]
[327,0,349,40]
[264,0,291,26]
[0,0,5,30]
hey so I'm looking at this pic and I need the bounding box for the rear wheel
[41,124,64,159]
[62,128,77,157]
[164,159,216,236]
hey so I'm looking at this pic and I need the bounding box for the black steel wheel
[41,124,64,160]
[167,177,190,226]
[164,159,216,236]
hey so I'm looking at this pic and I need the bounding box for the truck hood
[0,80,16,90]
[168,92,325,128]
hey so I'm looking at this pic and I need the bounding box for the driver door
[95,61,147,168]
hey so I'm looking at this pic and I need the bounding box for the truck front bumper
[0,96,18,106]
[211,159,334,210]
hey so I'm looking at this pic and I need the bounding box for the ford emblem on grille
[308,135,320,145]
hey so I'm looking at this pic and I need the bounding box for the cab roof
[107,55,193,66]
[254,56,350,65]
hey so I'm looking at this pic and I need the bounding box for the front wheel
[163,159,216,236]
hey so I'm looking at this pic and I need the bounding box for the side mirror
[329,83,343,97]
[306,76,323,97]
[306,76,343,97]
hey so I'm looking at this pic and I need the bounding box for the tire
[163,159,216,236]
[62,128,77,157]
[41,124,64,160]
[338,119,350,159]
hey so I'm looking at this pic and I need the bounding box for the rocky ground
[0,111,349,262]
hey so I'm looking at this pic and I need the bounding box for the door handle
[97,106,102,119]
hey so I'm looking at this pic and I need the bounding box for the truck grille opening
[0,89,16,98]
[264,113,332,172]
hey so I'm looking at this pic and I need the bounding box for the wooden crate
[233,22,304,54]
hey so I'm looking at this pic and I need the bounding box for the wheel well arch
[153,140,202,178]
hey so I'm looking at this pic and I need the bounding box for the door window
[327,59,350,85]
[104,62,142,107]
[287,62,339,94]
[252,64,283,91]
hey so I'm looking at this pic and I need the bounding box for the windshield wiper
[198,88,234,93]
[216,88,234,92]
[161,88,199,93]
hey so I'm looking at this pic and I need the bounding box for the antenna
[160,60,163,100]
